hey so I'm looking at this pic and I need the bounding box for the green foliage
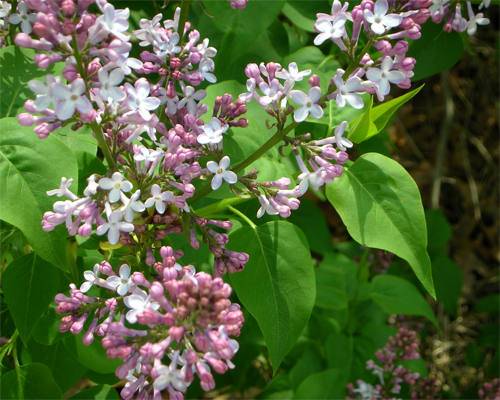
[0,363,63,399]
[326,153,435,297]
[369,274,438,328]
[229,221,315,374]
[407,21,464,81]
[0,118,79,270]
[69,385,120,400]
[2,253,60,345]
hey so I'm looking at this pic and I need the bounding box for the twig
[394,117,430,165]
[459,127,482,220]
[431,72,454,210]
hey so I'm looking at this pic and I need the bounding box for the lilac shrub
[0,0,493,398]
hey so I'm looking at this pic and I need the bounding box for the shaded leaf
[0,363,62,399]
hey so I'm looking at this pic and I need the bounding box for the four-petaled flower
[98,68,126,103]
[363,0,403,35]
[28,75,61,112]
[366,56,406,96]
[80,264,100,293]
[206,156,238,190]
[333,75,364,109]
[334,121,353,152]
[107,264,135,295]
[51,79,92,121]
[121,190,146,222]
[291,87,323,123]
[123,289,159,324]
[197,118,228,145]
[125,80,161,121]
[8,1,36,34]
[153,352,187,392]
[99,172,133,203]
[314,15,347,46]
[96,210,135,245]
[145,184,174,214]
[176,84,207,115]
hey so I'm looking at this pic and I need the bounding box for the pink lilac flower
[366,56,406,96]
[313,14,348,45]
[8,1,36,34]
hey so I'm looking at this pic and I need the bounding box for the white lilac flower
[366,57,405,96]
[259,79,281,105]
[276,62,311,82]
[121,191,146,222]
[0,1,11,19]
[316,0,351,22]
[199,59,217,83]
[84,175,99,197]
[291,87,323,123]
[314,14,347,46]
[123,290,159,324]
[163,7,181,32]
[8,1,36,34]
[479,0,490,10]
[145,184,174,214]
[334,121,353,151]
[46,177,79,201]
[206,156,238,190]
[153,353,187,392]
[298,168,325,195]
[80,264,100,293]
[125,81,161,121]
[28,75,61,111]
[176,84,207,115]
[90,2,130,44]
[96,209,135,245]
[106,264,135,296]
[98,68,126,103]
[197,118,228,145]
[333,74,364,109]
[429,0,450,15]
[466,1,489,35]
[99,172,133,203]
[156,32,181,59]
[363,0,403,35]
[239,78,257,103]
[353,381,381,400]
[197,38,217,60]
[51,79,92,121]
[257,195,279,218]
[133,13,163,46]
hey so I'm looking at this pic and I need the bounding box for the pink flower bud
[61,0,76,16]
[80,109,97,122]
[32,22,47,38]
[18,113,34,126]
[361,0,374,11]
[168,326,185,341]
[374,40,392,54]
[14,33,32,48]
[309,74,320,87]
[62,64,78,82]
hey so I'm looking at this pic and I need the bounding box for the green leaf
[293,369,347,399]
[474,294,500,315]
[65,333,122,374]
[432,256,463,317]
[407,21,463,81]
[0,363,62,399]
[203,0,286,75]
[465,343,485,369]
[369,274,438,328]
[287,198,332,254]
[347,96,376,143]
[0,46,64,118]
[21,339,87,393]
[326,153,435,297]
[315,269,349,311]
[229,221,315,374]
[70,385,120,400]
[2,253,60,345]
[425,209,452,249]
[478,324,500,349]
[325,332,352,371]
[32,304,74,346]
[0,118,79,270]
[348,86,424,144]
[289,345,325,390]
[282,2,316,32]
[370,85,424,134]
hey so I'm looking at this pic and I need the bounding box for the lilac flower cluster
[55,249,244,400]
[346,328,428,400]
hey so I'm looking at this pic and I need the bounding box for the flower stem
[178,0,192,45]
[89,121,116,169]
[188,121,299,205]
[228,206,256,229]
